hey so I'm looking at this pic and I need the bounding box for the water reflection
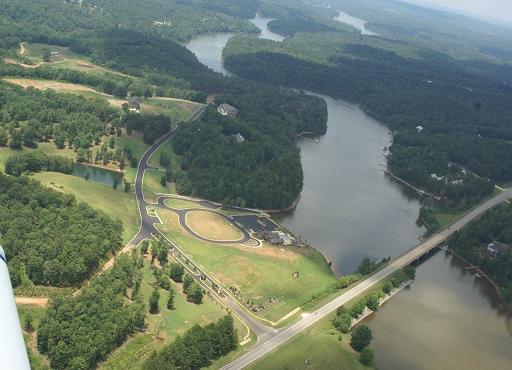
[72,163,123,188]
[365,252,512,370]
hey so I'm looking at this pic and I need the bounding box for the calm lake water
[184,20,512,370]
[366,252,512,370]
[72,163,123,188]
[335,11,380,36]
[250,15,285,42]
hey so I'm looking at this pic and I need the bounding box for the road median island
[185,210,245,241]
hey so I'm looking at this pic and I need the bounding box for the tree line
[0,173,123,287]
[449,204,512,304]
[143,315,237,370]
[37,254,145,370]
[223,35,512,209]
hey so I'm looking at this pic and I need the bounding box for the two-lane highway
[222,188,512,369]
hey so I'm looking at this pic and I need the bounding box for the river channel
[185,16,512,370]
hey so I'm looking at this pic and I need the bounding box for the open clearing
[247,314,373,370]
[99,256,248,370]
[7,42,130,78]
[3,78,198,119]
[186,210,244,241]
[33,172,139,243]
[156,209,336,321]
[4,77,98,93]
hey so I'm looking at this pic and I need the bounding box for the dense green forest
[0,173,123,287]
[224,36,512,207]
[449,205,512,304]
[143,315,237,369]
[0,81,115,150]
[0,0,330,208]
[37,254,145,370]
[173,91,326,208]
[0,0,257,43]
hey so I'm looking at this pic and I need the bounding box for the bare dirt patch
[4,78,97,93]
[186,211,244,241]
[15,297,49,307]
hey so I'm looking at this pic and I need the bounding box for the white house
[217,103,239,117]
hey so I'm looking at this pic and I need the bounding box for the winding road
[129,104,276,341]
[128,103,512,369]
[156,197,253,244]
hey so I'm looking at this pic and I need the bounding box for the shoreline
[443,247,512,312]
[351,280,414,328]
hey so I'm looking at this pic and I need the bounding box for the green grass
[156,210,336,322]
[100,256,248,370]
[143,168,174,196]
[143,98,201,121]
[0,143,76,171]
[98,334,162,370]
[246,315,373,370]
[164,198,205,210]
[18,306,50,370]
[33,172,139,243]
[147,140,182,171]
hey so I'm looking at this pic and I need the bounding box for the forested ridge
[0,0,329,209]
[224,37,512,207]
[173,92,326,208]
[449,205,512,304]
[0,173,123,287]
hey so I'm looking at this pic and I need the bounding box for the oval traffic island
[185,210,245,242]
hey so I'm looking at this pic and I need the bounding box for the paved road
[156,197,252,244]
[128,104,276,340]
[129,105,207,246]
[222,188,512,370]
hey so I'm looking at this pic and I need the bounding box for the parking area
[232,215,279,233]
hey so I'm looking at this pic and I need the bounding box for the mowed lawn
[147,140,182,172]
[99,257,247,370]
[246,314,374,370]
[186,210,244,241]
[156,210,336,322]
[164,198,206,210]
[33,172,139,243]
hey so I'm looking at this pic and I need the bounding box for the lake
[184,19,512,369]
[335,11,380,36]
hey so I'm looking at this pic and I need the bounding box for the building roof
[218,103,239,116]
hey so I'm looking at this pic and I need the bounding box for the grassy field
[143,168,174,196]
[147,140,182,171]
[143,98,201,121]
[156,209,336,322]
[164,198,206,210]
[246,314,373,370]
[33,172,139,243]
[3,77,197,119]
[18,42,129,78]
[18,306,50,370]
[186,211,244,241]
[0,143,76,172]
[99,256,248,370]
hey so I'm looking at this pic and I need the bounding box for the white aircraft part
[0,246,31,370]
